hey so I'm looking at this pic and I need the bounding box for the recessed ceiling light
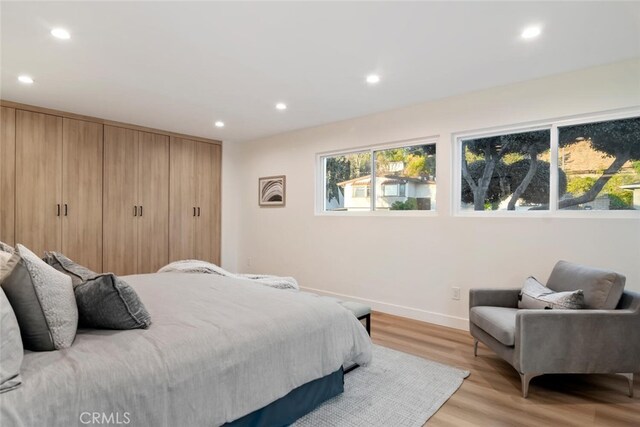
[18,75,34,84]
[214,121,225,128]
[51,28,71,40]
[521,25,542,40]
[275,103,287,111]
[366,74,381,85]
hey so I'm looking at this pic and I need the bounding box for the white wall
[222,59,640,330]
[221,141,241,272]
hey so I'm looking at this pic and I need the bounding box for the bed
[0,272,372,426]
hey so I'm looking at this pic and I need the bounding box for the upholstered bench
[335,300,371,374]
[311,295,371,373]
[338,301,371,336]
[315,295,371,335]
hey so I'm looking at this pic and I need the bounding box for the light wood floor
[370,311,640,427]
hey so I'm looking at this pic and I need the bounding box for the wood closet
[0,102,221,276]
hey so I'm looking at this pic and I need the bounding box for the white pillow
[0,241,14,254]
[0,251,14,283]
[518,276,584,310]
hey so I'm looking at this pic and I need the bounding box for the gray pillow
[75,274,152,329]
[546,260,625,309]
[518,276,584,310]
[0,245,77,351]
[44,251,97,287]
[44,252,151,330]
[0,288,23,393]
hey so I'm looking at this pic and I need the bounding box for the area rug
[294,345,470,427]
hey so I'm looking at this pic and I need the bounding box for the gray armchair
[469,261,640,398]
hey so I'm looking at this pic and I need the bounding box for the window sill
[453,210,639,219]
[315,210,439,217]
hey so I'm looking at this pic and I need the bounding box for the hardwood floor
[370,311,640,426]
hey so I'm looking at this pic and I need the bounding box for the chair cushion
[470,306,518,346]
[546,260,625,309]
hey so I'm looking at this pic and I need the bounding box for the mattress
[0,273,372,426]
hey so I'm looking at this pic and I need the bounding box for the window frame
[452,108,640,218]
[316,136,439,216]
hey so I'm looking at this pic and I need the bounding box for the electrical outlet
[452,287,461,301]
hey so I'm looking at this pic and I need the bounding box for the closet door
[0,107,16,246]
[62,118,103,271]
[103,126,138,275]
[137,132,169,273]
[15,110,62,256]
[169,137,197,261]
[195,142,221,264]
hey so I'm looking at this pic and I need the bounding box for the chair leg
[619,373,634,398]
[520,373,541,398]
[473,339,478,357]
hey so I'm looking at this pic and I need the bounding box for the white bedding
[158,259,299,290]
[0,273,372,426]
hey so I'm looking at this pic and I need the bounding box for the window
[558,117,640,211]
[460,129,551,211]
[456,113,640,214]
[352,186,370,198]
[320,140,436,213]
[323,151,371,211]
[382,183,406,197]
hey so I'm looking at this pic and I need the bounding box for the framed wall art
[258,175,286,207]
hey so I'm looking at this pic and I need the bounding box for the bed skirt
[225,368,344,427]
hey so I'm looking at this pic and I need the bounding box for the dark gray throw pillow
[44,252,97,286]
[75,274,152,329]
[1,245,77,351]
[44,252,151,330]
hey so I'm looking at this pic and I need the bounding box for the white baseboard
[301,286,470,331]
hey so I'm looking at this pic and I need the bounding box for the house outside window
[320,139,437,213]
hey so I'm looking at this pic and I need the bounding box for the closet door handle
[64,204,68,216]
[57,204,61,217]
[193,207,196,217]
[197,207,201,217]
[139,206,143,217]
[134,206,138,217]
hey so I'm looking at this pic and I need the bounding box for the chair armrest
[469,288,520,309]
[516,309,640,374]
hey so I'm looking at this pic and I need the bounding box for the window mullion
[370,149,376,212]
[549,124,559,212]
[321,156,326,212]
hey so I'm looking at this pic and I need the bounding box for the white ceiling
[1,2,639,142]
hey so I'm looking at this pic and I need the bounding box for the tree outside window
[459,116,640,212]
